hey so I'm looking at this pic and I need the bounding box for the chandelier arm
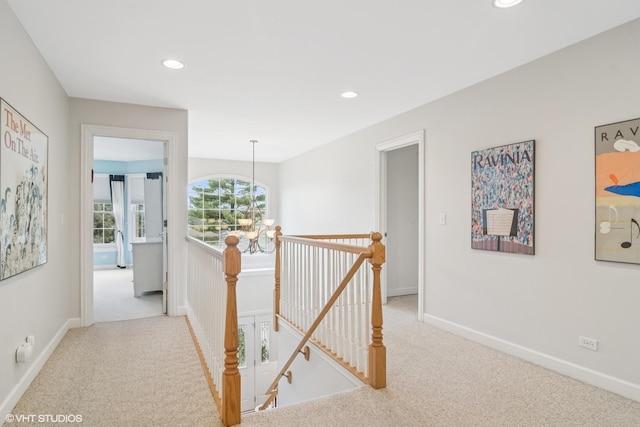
[254,229,276,254]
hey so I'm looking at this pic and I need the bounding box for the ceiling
[8,0,640,163]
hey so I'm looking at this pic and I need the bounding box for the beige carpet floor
[7,295,640,426]
[93,268,163,323]
[5,316,220,427]
[243,295,640,427]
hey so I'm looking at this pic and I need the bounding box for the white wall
[236,270,275,315]
[69,98,188,316]
[0,0,76,416]
[276,322,361,407]
[279,19,640,400]
[280,136,375,235]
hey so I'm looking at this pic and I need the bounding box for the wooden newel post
[368,231,386,389]
[222,235,241,426]
[273,226,282,332]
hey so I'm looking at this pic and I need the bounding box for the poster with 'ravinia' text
[471,140,534,255]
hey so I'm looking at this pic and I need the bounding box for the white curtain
[110,175,126,268]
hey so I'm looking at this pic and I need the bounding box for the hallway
[7,295,640,426]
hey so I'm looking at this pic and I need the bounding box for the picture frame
[471,140,535,255]
[0,98,48,280]
[595,117,640,264]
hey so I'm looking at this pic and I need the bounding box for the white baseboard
[387,287,418,297]
[423,314,640,402]
[0,317,80,420]
[176,304,188,316]
[185,305,197,334]
[185,305,208,360]
[185,305,216,385]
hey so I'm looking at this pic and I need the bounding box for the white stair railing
[280,236,372,374]
[186,236,241,426]
[261,228,386,410]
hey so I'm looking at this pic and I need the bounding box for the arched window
[188,176,268,247]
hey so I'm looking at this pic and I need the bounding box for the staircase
[259,228,386,410]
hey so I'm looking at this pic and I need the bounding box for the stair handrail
[259,251,369,410]
[260,229,386,410]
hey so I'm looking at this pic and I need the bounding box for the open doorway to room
[376,131,425,321]
[92,137,166,322]
[80,125,178,327]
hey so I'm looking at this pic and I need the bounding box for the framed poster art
[471,140,534,255]
[595,117,640,264]
[0,98,48,280]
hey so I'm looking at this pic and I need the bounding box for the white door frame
[80,124,179,326]
[238,312,277,412]
[375,130,425,321]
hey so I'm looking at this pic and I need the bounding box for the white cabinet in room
[131,241,163,297]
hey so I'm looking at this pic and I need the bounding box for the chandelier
[228,140,276,254]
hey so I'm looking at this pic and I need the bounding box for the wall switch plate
[439,213,446,225]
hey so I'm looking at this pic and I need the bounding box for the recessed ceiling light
[341,91,358,99]
[162,59,185,70]
[494,0,523,7]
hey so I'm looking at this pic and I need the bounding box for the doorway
[376,131,425,320]
[92,137,166,322]
[386,145,419,297]
[238,314,278,412]
[81,125,178,327]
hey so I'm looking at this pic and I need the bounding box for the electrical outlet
[578,336,598,351]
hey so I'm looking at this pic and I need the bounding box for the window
[93,203,115,244]
[93,174,115,246]
[131,203,145,239]
[260,320,270,363]
[188,177,268,246]
[238,325,246,368]
[128,175,146,244]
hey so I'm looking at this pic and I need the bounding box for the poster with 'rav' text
[595,117,640,264]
